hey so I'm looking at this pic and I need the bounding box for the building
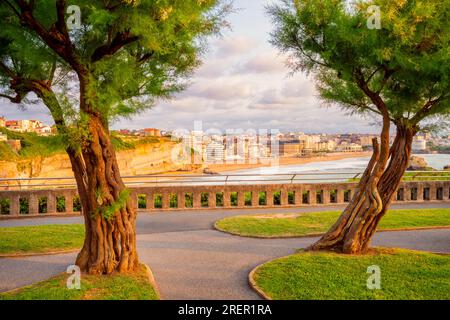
[5,120,21,131]
[35,125,52,136]
[205,140,225,163]
[142,128,161,137]
[0,132,7,141]
[412,136,427,151]
[360,135,378,147]
[5,119,43,132]
[279,142,301,156]
[0,116,5,128]
[336,143,363,152]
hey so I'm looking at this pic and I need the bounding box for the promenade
[1,202,449,299]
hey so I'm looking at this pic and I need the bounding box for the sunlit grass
[216,209,450,238]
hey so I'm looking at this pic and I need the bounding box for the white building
[412,137,427,151]
[35,126,52,136]
[205,140,225,163]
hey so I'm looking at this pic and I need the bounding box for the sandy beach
[165,152,372,175]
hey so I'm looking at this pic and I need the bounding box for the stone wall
[1,180,449,218]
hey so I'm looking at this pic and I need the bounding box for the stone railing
[0,180,449,218]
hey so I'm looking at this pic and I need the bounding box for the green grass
[0,224,84,254]
[0,264,159,300]
[215,209,450,238]
[253,248,450,300]
[349,171,450,182]
[403,171,450,181]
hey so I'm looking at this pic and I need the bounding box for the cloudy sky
[0,0,380,134]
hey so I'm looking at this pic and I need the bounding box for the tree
[269,0,450,254]
[0,0,228,274]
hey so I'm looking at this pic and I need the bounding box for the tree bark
[72,115,139,275]
[307,123,416,254]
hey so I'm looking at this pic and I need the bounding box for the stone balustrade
[0,181,449,218]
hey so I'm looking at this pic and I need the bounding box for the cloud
[177,77,255,102]
[0,100,53,124]
[214,36,258,59]
[238,53,287,74]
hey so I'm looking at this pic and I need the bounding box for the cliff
[0,140,192,181]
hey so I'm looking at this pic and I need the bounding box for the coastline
[166,151,372,175]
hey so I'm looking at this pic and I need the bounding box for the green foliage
[96,189,131,221]
[137,194,146,209]
[268,0,450,130]
[0,128,157,160]
[0,1,228,128]
[0,199,10,214]
[0,128,65,160]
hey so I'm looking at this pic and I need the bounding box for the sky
[0,0,381,134]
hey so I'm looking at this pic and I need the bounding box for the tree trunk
[27,69,139,275]
[307,123,416,254]
[71,116,139,275]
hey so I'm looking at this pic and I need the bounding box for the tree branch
[91,31,140,63]
[411,94,449,124]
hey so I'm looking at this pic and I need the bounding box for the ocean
[229,154,450,175]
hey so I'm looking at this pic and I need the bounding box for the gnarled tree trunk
[307,122,416,254]
[70,115,139,275]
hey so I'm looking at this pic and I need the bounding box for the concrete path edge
[248,263,272,301]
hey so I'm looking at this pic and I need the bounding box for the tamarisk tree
[269,0,450,254]
[0,0,227,274]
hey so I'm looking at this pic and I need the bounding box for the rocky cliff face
[408,156,430,171]
[0,141,192,181]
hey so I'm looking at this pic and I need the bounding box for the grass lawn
[0,264,159,300]
[252,248,450,300]
[215,208,450,238]
[0,224,84,255]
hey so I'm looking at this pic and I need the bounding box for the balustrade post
[162,192,170,209]
[443,185,449,201]
[29,194,39,215]
[336,187,344,204]
[237,192,245,207]
[178,192,185,209]
[223,191,231,208]
[65,192,74,213]
[146,191,154,210]
[47,192,56,214]
[266,190,274,206]
[10,195,20,215]
[322,188,330,205]
[309,189,317,205]
[209,192,216,208]
[294,188,302,206]
[429,184,437,201]
[281,190,288,206]
[417,184,424,201]
[193,192,202,208]
[403,185,411,201]
[251,191,259,207]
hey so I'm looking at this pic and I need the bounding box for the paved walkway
[1,203,450,299]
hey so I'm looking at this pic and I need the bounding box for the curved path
[1,203,450,299]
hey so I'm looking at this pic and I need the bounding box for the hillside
[0,129,189,180]
[0,128,162,161]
